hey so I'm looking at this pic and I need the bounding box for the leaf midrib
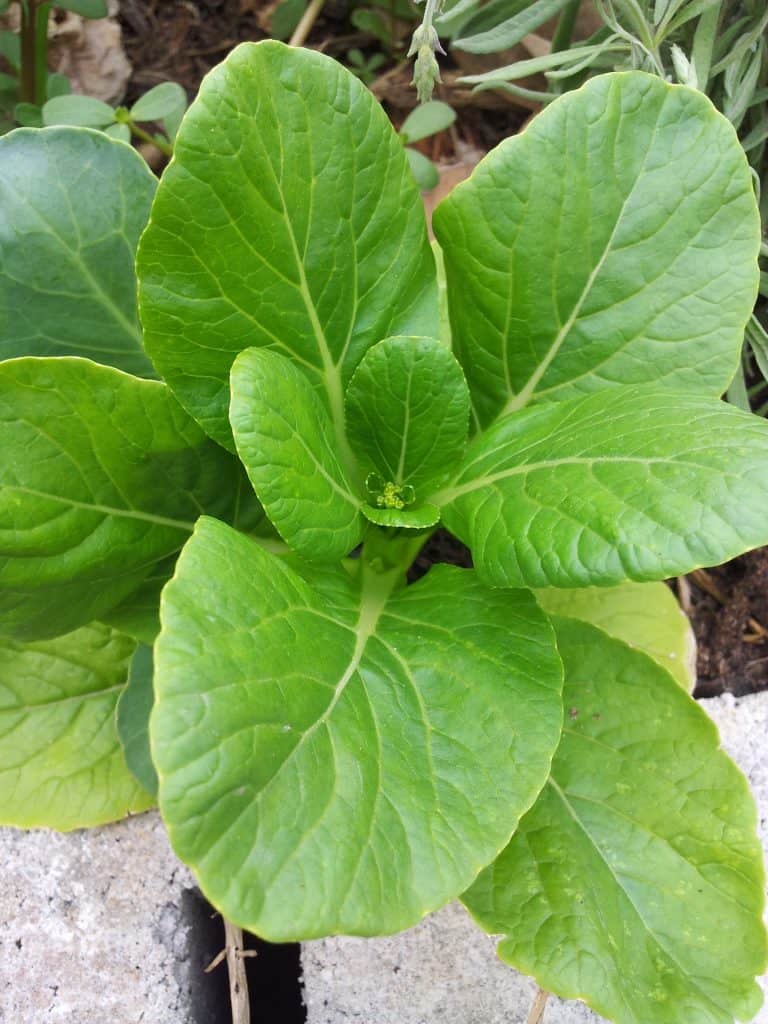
[4,485,196,532]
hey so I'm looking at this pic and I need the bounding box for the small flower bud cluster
[408,13,446,103]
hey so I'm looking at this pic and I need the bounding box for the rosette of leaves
[2,41,768,1023]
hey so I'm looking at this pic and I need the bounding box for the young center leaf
[462,618,767,1024]
[116,643,158,798]
[433,73,761,428]
[0,623,153,829]
[0,357,240,640]
[440,388,768,588]
[230,347,364,561]
[345,336,470,528]
[138,40,438,450]
[151,517,563,941]
[536,580,695,690]
[0,128,156,376]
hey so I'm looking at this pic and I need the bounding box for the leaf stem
[224,919,251,1024]
[127,119,173,157]
[526,986,549,1024]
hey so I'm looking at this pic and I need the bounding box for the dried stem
[526,987,549,1024]
[224,919,251,1024]
[289,0,326,48]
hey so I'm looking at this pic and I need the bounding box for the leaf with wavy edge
[433,73,760,429]
[463,617,767,1024]
[151,517,563,940]
[138,40,437,450]
[440,388,768,589]
[0,623,152,829]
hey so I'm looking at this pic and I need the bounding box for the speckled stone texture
[302,692,768,1024]
[0,811,199,1024]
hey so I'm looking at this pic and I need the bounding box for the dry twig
[526,987,549,1024]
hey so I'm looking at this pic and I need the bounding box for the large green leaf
[345,336,470,497]
[536,581,695,690]
[463,618,767,1024]
[230,348,364,561]
[0,357,240,640]
[433,73,760,429]
[0,128,156,376]
[0,623,153,829]
[152,517,563,940]
[138,40,437,450]
[440,388,768,588]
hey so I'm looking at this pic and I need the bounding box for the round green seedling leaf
[0,127,156,375]
[152,517,563,940]
[441,387,768,588]
[434,72,761,427]
[42,94,116,127]
[536,580,696,690]
[130,81,187,122]
[400,100,456,144]
[362,502,440,528]
[463,617,767,1024]
[230,348,364,562]
[345,336,470,497]
[0,357,241,640]
[138,40,438,450]
[0,623,153,829]
[405,147,439,191]
[116,644,158,798]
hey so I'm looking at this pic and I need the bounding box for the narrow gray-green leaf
[433,73,761,429]
[152,517,563,940]
[0,357,240,640]
[116,643,158,798]
[454,0,573,53]
[346,336,470,499]
[0,127,156,376]
[440,388,768,588]
[535,581,695,690]
[138,40,438,450]
[0,623,153,829]
[463,618,767,1024]
[230,348,363,562]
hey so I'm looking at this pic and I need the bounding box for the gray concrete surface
[0,811,199,1024]
[302,692,768,1024]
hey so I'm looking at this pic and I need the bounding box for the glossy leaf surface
[116,643,158,798]
[536,581,695,690]
[463,618,767,1024]
[441,388,768,588]
[230,348,363,561]
[0,128,156,375]
[138,40,437,449]
[345,336,470,496]
[0,357,239,640]
[152,517,563,940]
[0,623,152,828]
[434,73,760,428]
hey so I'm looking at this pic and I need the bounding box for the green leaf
[13,102,42,127]
[536,581,695,691]
[152,517,563,940]
[400,101,456,144]
[0,357,241,641]
[271,0,307,40]
[0,31,21,71]
[463,618,767,1024]
[362,502,440,528]
[104,121,130,143]
[130,81,187,122]
[404,146,440,191]
[45,72,71,100]
[100,555,177,644]
[440,387,768,589]
[346,336,470,498]
[0,623,153,829]
[116,644,158,798]
[454,0,573,53]
[137,40,437,450]
[56,0,109,17]
[42,94,116,127]
[229,348,364,562]
[0,127,156,376]
[433,73,761,429]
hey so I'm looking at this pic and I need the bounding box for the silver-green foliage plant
[1,40,768,1023]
